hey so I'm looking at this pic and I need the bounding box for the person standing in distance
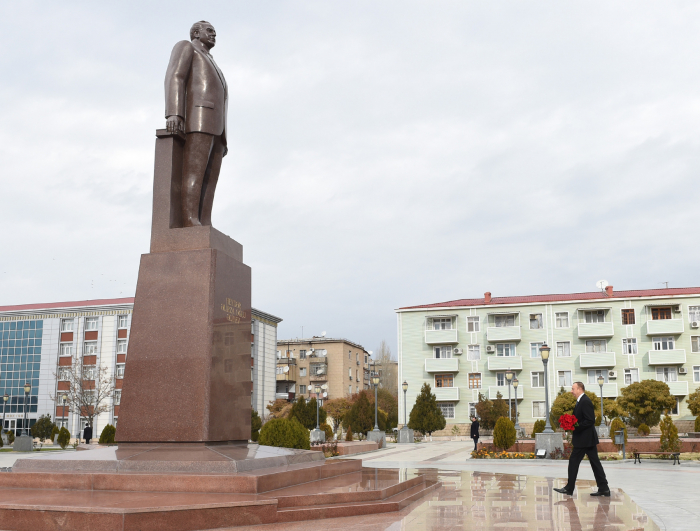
[554,382,610,497]
[470,416,480,452]
[165,21,228,227]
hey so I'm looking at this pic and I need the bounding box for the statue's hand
[166,115,184,133]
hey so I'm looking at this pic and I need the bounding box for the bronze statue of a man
[165,21,228,227]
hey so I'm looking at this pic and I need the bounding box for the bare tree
[52,352,115,430]
[373,340,398,396]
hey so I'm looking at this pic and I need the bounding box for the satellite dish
[283,366,289,373]
[321,384,328,390]
[596,280,609,291]
[321,331,326,337]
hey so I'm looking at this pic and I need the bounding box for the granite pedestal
[398,428,414,444]
[597,425,610,437]
[310,428,326,444]
[12,435,33,452]
[367,430,386,449]
[535,432,564,458]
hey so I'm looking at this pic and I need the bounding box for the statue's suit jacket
[165,40,228,150]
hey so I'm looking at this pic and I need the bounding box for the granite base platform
[0,445,439,531]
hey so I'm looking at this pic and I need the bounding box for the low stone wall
[310,441,378,456]
[478,438,700,453]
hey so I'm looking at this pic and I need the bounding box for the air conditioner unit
[679,367,688,375]
[673,305,681,313]
[486,345,495,353]
[691,321,699,329]
[453,348,463,355]
[608,371,617,379]
[529,314,538,319]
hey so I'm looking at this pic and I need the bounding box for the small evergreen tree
[99,424,116,444]
[324,397,352,432]
[345,427,353,441]
[7,431,15,444]
[258,418,310,450]
[50,425,60,443]
[550,390,600,428]
[531,419,546,437]
[376,388,399,430]
[251,410,262,442]
[407,383,446,436]
[344,390,380,434]
[31,414,56,442]
[57,427,70,449]
[289,397,327,430]
[493,417,516,450]
[637,423,650,436]
[695,416,700,433]
[659,415,680,453]
[618,380,677,428]
[686,388,700,418]
[320,422,333,440]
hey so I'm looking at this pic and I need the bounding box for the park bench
[633,451,680,465]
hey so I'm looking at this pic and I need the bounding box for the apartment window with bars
[438,402,455,419]
[116,364,125,378]
[114,390,121,405]
[83,367,95,380]
[467,345,480,360]
[117,315,128,328]
[529,314,543,329]
[689,306,700,322]
[621,309,635,325]
[61,319,74,332]
[60,343,73,356]
[651,307,672,320]
[117,340,127,354]
[84,342,98,355]
[467,316,480,332]
[623,338,638,355]
[58,368,70,381]
[85,317,99,331]
[555,312,569,328]
[468,373,481,389]
[434,346,453,359]
[653,337,675,351]
[556,342,571,357]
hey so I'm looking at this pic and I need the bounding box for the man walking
[470,416,480,452]
[554,382,610,496]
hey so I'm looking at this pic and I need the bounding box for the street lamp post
[314,385,321,430]
[598,374,605,426]
[23,382,31,436]
[402,381,408,428]
[505,370,514,421]
[513,377,521,434]
[372,371,380,431]
[2,393,8,436]
[539,345,554,433]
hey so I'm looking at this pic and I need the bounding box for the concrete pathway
[344,441,700,531]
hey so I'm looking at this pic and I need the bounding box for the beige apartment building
[276,338,371,401]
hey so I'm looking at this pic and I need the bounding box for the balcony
[425,358,459,373]
[309,373,328,382]
[488,386,524,400]
[433,387,460,401]
[577,322,614,338]
[647,349,686,365]
[667,381,689,396]
[644,319,684,335]
[275,392,294,401]
[486,326,521,342]
[579,352,616,368]
[487,356,523,371]
[424,329,459,344]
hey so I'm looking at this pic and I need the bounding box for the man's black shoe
[590,490,611,497]
[553,487,574,495]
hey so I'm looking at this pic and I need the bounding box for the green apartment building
[396,286,700,432]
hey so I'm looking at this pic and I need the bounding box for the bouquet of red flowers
[558,414,579,431]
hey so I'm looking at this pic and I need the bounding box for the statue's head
[190,21,216,49]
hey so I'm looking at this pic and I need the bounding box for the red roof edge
[0,297,135,312]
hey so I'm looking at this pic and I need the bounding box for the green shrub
[637,423,650,436]
[50,425,60,443]
[659,415,680,453]
[493,417,516,451]
[99,424,116,444]
[289,398,327,430]
[407,384,446,436]
[345,427,353,441]
[320,422,333,441]
[0,432,3,447]
[251,410,262,442]
[57,427,70,449]
[8,431,15,444]
[695,416,700,433]
[258,418,310,450]
[610,418,627,449]
[595,414,602,427]
[531,419,546,437]
[31,414,56,442]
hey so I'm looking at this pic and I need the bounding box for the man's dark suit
[165,39,228,226]
[470,419,480,451]
[565,393,608,492]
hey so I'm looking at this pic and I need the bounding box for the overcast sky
[2,2,700,357]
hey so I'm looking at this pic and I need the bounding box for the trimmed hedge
[531,419,546,437]
[99,424,116,444]
[251,410,262,442]
[637,423,650,436]
[493,417,516,450]
[258,418,310,450]
[57,427,70,449]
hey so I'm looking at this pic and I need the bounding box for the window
[356,353,359,362]
[435,374,454,388]
[299,385,307,394]
[117,315,128,328]
[651,307,672,320]
[60,343,73,356]
[558,370,572,387]
[348,385,352,394]
[315,349,327,357]
[299,367,307,377]
[556,342,571,357]
[438,402,455,419]
[656,366,677,383]
[469,373,481,389]
[467,316,480,332]
[114,390,121,405]
[467,345,480,360]
[356,369,359,380]
[116,364,125,378]
[364,354,368,363]
[311,364,326,376]
[585,340,606,353]
[530,342,544,358]
[531,372,545,388]
[622,338,638,355]
[84,342,98,355]
[83,367,95,380]
[299,350,306,359]
[532,401,546,418]
[690,306,700,322]
[693,365,700,383]
[653,337,675,351]
[496,372,506,386]
[356,386,359,393]
[84,391,96,405]
[276,350,281,359]
[496,343,516,357]
[117,340,127,354]
[624,368,639,385]
[692,337,700,353]
[348,368,352,378]
[58,368,70,381]
[583,310,605,323]
[671,397,680,415]
[621,309,635,325]
[529,314,543,329]
[432,318,453,330]
[494,315,515,327]
[61,319,74,332]
[555,312,569,328]
[588,369,608,384]
[468,403,477,418]
[85,317,99,331]
[434,346,453,358]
